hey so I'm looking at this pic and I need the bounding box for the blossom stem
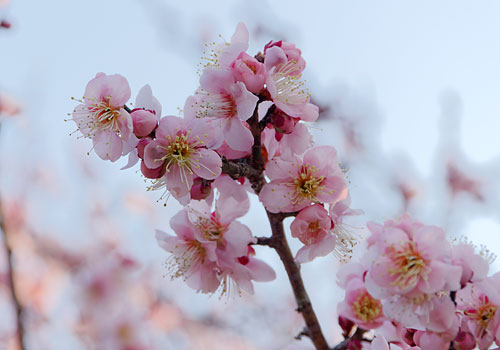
[0,125,26,350]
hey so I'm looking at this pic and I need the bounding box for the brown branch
[0,199,26,349]
[265,211,329,350]
[221,158,261,181]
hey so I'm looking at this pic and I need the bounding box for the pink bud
[190,177,212,200]
[338,315,355,337]
[453,331,475,350]
[137,137,152,160]
[231,52,266,93]
[130,109,157,137]
[271,111,296,134]
[140,160,164,179]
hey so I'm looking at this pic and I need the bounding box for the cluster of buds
[336,214,500,350]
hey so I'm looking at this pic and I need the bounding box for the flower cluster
[336,214,500,350]
[70,22,361,299]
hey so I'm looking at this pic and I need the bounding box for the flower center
[196,213,226,242]
[352,290,382,323]
[386,241,428,290]
[89,99,121,132]
[292,165,324,204]
[464,295,498,338]
[196,91,237,120]
[161,132,194,171]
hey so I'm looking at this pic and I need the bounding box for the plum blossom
[290,204,335,263]
[262,46,319,122]
[337,276,385,330]
[260,145,348,213]
[71,73,132,161]
[456,273,500,349]
[230,51,266,93]
[185,67,258,152]
[143,116,221,204]
[200,22,249,69]
[365,214,462,298]
[157,177,275,295]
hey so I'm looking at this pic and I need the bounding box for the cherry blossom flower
[365,214,461,297]
[71,73,132,161]
[143,116,221,204]
[185,67,258,152]
[259,145,348,213]
[231,51,266,93]
[263,46,318,122]
[456,274,500,349]
[290,204,335,263]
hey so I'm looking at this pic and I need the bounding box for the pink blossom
[290,204,335,263]
[337,276,385,330]
[264,40,306,75]
[71,73,132,161]
[263,46,319,122]
[259,145,348,213]
[156,210,220,293]
[365,215,461,297]
[185,66,258,152]
[143,116,221,204]
[231,51,266,93]
[456,274,500,349]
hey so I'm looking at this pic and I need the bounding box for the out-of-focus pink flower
[0,92,21,117]
[259,145,348,213]
[143,116,221,204]
[290,204,335,263]
[71,73,132,162]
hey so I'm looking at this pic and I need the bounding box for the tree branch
[265,211,329,350]
[0,124,26,350]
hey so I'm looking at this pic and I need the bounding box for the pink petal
[231,22,249,47]
[72,104,93,137]
[135,84,162,116]
[143,140,166,170]
[190,148,221,180]
[93,129,123,162]
[299,102,319,122]
[259,182,293,213]
[258,100,274,122]
[121,149,139,170]
[264,46,287,71]
[155,116,183,143]
[315,176,348,205]
[200,67,234,93]
[231,82,258,121]
[116,108,133,141]
[223,117,254,152]
[130,109,157,137]
[264,157,297,181]
[84,73,131,107]
[246,258,276,282]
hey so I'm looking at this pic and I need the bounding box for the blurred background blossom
[2,0,500,349]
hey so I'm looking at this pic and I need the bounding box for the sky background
[2,1,500,349]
